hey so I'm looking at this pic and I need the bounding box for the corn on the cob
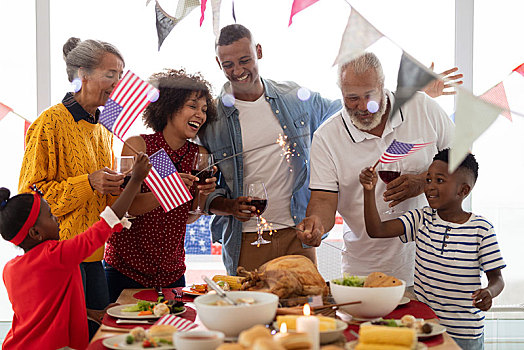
[212,275,245,290]
[276,315,337,331]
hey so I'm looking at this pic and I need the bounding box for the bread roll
[147,324,177,340]
[359,325,416,347]
[252,338,286,350]
[238,324,272,347]
[364,272,402,288]
[276,332,312,350]
[216,344,245,350]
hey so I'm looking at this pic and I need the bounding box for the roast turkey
[237,255,328,299]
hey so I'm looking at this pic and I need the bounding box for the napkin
[155,314,199,332]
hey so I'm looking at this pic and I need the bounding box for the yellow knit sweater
[18,103,115,262]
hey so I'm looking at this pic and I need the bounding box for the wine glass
[189,152,214,215]
[116,156,135,219]
[245,182,270,246]
[377,161,401,214]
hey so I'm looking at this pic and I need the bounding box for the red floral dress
[105,132,198,287]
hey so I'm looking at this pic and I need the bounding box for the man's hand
[359,166,378,191]
[423,63,464,98]
[296,215,324,247]
[383,173,425,207]
[88,167,124,195]
[228,197,255,222]
[472,288,493,311]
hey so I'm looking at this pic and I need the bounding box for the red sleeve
[48,219,123,266]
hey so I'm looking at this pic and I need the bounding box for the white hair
[337,52,385,88]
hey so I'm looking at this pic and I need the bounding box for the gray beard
[347,92,388,131]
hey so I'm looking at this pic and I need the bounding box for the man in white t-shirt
[296,52,455,286]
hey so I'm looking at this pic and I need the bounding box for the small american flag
[144,148,192,212]
[379,139,433,164]
[99,70,158,140]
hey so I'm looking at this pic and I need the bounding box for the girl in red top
[104,69,217,302]
[1,153,151,350]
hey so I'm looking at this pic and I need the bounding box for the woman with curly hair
[104,69,217,301]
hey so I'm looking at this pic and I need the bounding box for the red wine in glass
[191,169,213,186]
[378,170,401,184]
[250,199,268,216]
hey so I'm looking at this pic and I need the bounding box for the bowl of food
[194,291,279,337]
[330,272,405,320]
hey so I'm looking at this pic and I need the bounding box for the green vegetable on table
[125,335,134,344]
[121,300,155,312]
[332,275,365,287]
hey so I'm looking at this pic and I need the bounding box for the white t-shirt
[236,95,295,232]
[309,91,454,285]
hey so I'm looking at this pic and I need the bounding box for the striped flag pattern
[144,148,192,212]
[379,139,433,164]
[99,70,158,140]
[155,314,198,331]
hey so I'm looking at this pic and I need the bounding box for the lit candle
[274,322,289,344]
[296,303,319,350]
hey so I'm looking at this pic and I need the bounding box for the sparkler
[255,216,275,247]
[277,133,298,172]
[194,133,310,178]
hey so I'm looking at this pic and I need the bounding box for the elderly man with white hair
[297,52,455,288]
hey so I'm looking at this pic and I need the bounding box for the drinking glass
[189,152,214,215]
[116,156,135,219]
[377,162,401,214]
[245,181,270,246]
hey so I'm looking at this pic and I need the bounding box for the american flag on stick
[99,70,159,140]
[378,139,433,164]
[144,148,192,212]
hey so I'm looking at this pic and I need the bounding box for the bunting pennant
[391,52,436,117]
[0,102,13,121]
[479,82,512,121]
[200,0,207,26]
[289,0,319,26]
[211,0,222,39]
[513,63,524,77]
[144,148,192,212]
[450,88,503,173]
[333,7,383,66]
[99,70,158,141]
[232,0,236,22]
[155,0,199,50]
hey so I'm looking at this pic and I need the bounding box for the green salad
[332,275,365,287]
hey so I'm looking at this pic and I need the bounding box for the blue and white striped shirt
[398,207,506,339]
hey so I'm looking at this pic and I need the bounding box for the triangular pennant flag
[479,82,512,121]
[155,0,200,50]
[333,7,383,66]
[211,0,222,39]
[392,52,437,117]
[450,88,503,172]
[288,0,319,26]
[146,0,153,5]
[232,0,236,23]
[200,0,207,26]
[513,63,524,77]
[0,102,13,121]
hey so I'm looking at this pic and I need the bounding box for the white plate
[398,296,410,306]
[106,304,186,319]
[273,319,348,344]
[102,334,175,349]
[182,286,207,296]
[361,319,446,339]
[345,340,427,350]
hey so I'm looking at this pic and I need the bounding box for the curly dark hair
[216,24,253,48]
[0,187,35,243]
[143,69,217,136]
[433,148,479,183]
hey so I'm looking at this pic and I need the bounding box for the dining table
[89,288,461,349]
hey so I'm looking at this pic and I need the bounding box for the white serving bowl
[194,291,279,337]
[330,276,405,320]
[173,330,225,350]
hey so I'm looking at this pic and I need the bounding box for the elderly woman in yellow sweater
[18,37,125,338]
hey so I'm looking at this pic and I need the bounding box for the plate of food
[107,300,186,320]
[345,340,427,350]
[362,315,446,339]
[182,284,208,296]
[102,325,176,349]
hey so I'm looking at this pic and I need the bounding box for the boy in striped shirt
[360,148,505,349]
